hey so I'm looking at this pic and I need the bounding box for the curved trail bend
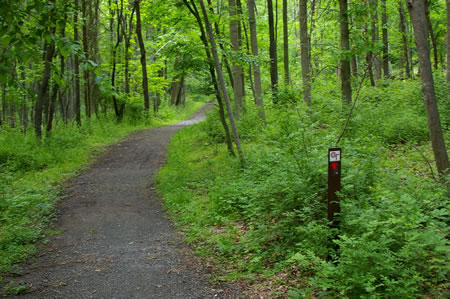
[3,103,239,298]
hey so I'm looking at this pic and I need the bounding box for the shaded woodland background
[0,0,449,297]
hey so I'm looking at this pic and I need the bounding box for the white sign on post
[329,150,341,162]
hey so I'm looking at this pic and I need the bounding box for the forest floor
[1,103,243,298]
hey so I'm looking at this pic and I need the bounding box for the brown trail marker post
[328,148,341,259]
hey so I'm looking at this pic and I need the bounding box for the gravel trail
[2,103,240,298]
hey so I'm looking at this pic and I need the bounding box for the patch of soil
[2,103,245,298]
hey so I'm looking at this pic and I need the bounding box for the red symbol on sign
[331,162,338,170]
[331,152,339,159]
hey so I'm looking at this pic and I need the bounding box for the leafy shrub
[277,86,301,105]
[350,80,429,145]
[158,81,449,297]
[200,108,227,144]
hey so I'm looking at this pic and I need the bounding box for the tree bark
[35,2,56,138]
[370,0,381,80]
[282,0,290,85]
[424,0,438,70]
[1,84,5,126]
[170,79,181,106]
[46,81,58,136]
[135,0,150,113]
[236,0,246,99]
[35,41,55,138]
[175,77,185,106]
[121,4,135,120]
[88,0,101,118]
[20,103,28,133]
[406,0,449,177]
[207,0,234,89]
[58,26,67,125]
[199,0,246,167]
[268,0,279,103]
[381,0,389,78]
[74,0,81,126]
[247,0,266,122]
[299,0,312,106]
[242,20,255,100]
[184,0,235,155]
[81,0,91,118]
[338,0,352,106]
[9,101,16,128]
[228,0,244,118]
[365,24,376,86]
[447,0,450,93]
[399,2,411,79]
[111,1,123,119]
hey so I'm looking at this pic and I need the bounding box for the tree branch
[336,68,368,145]
[398,135,437,181]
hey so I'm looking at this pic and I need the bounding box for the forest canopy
[0,0,449,297]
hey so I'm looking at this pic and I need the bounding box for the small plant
[3,281,29,295]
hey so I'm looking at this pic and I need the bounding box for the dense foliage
[157,76,449,297]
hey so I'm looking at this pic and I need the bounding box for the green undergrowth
[0,101,204,281]
[157,79,449,298]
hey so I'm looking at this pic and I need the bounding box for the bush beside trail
[157,79,449,298]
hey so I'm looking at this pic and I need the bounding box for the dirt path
[2,103,240,298]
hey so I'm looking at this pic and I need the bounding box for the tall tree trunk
[20,103,29,133]
[381,0,389,78]
[170,80,180,105]
[338,0,352,106]
[111,2,123,119]
[184,0,235,156]
[35,1,56,138]
[242,20,256,100]
[175,77,185,106]
[35,41,55,138]
[365,23,376,86]
[9,102,16,128]
[364,0,375,86]
[309,0,317,65]
[1,84,5,126]
[282,0,290,85]
[247,0,266,122]
[268,0,279,103]
[406,0,449,177]
[91,0,101,117]
[299,0,312,106]
[46,82,58,135]
[424,0,439,70]
[351,56,358,77]
[370,0,381,80]
[82,0,91,118]
[199,0,246,167]
[135,0,150,113]
[447,0,450,93]
[121,5,135,120]
[228,0,244,118]
[399,1,411,79]
[236,0,246,99]
[206,0,234,89]
[59,26,68,125]
[74,0,81,127]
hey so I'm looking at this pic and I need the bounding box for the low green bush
[349,80,429,145]
[158,79,449,297]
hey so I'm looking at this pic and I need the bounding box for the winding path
[3,103,239,298]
